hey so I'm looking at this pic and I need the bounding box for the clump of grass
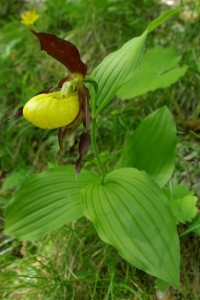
[1,222,154,299]
[1,217,199,299]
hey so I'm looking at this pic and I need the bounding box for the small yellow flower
[21,9,41,26]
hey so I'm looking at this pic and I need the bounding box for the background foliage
[0,0,200,299]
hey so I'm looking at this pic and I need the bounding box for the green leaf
[0,167,33,194]
[89,9,179,115]
[147,8,181,33]
[117,46,188,99]
[117,107,176,187]
[82,168,180,288]
[4,166,99,241]
[164,185,198,224]
[90,30,148,115]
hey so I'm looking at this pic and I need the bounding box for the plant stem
[91,115,106,179]
[84,77,106,180]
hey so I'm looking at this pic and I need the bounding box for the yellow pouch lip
[23,91,80,129]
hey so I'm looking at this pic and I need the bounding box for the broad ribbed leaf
[117,46,188,99]
[82,168,180,287]
[89,9,179,115]
[91,30,148,114]
[117,107,176,187]
[4,166,99,241]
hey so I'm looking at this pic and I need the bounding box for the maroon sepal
[30,29,87,76]
[76,156,82,177]
[57,76,70,88]
[36,76,71,95]
[76,131,91,176]
[58,127,68,151]
[81,88,91,129]
[6,107,24,121]
[36,85,60,95]
[79,131,91,156]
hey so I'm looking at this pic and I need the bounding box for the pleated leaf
[90,9,179,115]
[4,166,99,241]
[82,168,180,287]
[117,106,176,187]
[91,30,147,114]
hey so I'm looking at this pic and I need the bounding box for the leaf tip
[147,8,181,33]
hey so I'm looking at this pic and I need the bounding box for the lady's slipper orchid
[11,30,91,174]
[23,90,80,129]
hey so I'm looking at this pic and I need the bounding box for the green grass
[1,219,200,299]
